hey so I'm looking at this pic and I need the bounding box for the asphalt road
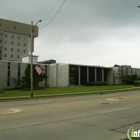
[0,90,140,140]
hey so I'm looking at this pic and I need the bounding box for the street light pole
[30,20,42,97]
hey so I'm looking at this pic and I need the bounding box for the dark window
[18,36,20,39]
[11,48,13,51]
[0,40,2,43]
[69,65,79,85]
[8,71,10,76]
[17,42,20,46]
[4,48,6,51]
[14,26,16,29]
[5,34,7,37]
[97,68,102,81]
[80,66,87,85]
[11,35,14,38]
[24,43,26,47]
[89,67,95,82]
[4,54,6,57]
[17,55,19,58]
[11,55,13,58]
[24,50,26,53]
[7,62,10,87]
[11,42,14,45]
[18,63,20,85]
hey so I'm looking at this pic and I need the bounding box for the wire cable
[40,0,66,30]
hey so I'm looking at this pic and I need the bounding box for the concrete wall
[107,69,113,84]
[58,64,69,87]
[48,64,57,87]
[113,67,121,84]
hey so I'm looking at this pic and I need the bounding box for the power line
[40,0,66,30]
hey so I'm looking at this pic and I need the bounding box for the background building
[0,18,140,90]
[0,18,38,61]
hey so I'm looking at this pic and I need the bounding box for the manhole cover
[102,103,110,105]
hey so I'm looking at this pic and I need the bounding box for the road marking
[1,109,22,115]
[22,100,52,105]
[107,98,119,101]
[99,107,131,114]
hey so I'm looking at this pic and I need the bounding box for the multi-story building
[0,18,38,61]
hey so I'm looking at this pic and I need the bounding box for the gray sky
[1,0,140,68]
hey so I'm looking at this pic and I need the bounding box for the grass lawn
[0,85,139,98]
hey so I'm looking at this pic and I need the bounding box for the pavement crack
[110,120,140,133]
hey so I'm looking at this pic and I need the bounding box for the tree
[21,64,47,88]
[115,67,139,85]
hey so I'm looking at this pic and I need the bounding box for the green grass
[0,85,139,98]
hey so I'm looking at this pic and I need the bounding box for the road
[0,90,140,140]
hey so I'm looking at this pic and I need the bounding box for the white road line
[1,109,22,115]
[107,98,119,101]
[22,100,52,105]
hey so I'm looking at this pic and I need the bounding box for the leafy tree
[21,64,47,88]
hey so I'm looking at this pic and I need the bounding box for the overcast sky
[1,0,140,68]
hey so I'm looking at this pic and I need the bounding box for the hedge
[85,81,108,86]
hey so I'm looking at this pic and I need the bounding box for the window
[5,41,7,44]
[7,62,10,87]
[11,42,14,45]
[17,55,19,59]
[11,55,13,58]
[5,34,7,37]
[4,54,6,57]
[4,48,6,51]
[17,49,19,52]
[18,63,20,85]
[11,35,14,38]
[11,48,13,51]
[14,26,16,29]
[24,50,26,53]
[17,42,20,46]
[24,43,26,47]
[18,36,20,39]
[0,40,2,43]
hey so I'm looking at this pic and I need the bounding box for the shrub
[85,81,108,86]
[85,82,94,86]
[15,86,21,90]
[134,80,140,86]
[94,81,108,86]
